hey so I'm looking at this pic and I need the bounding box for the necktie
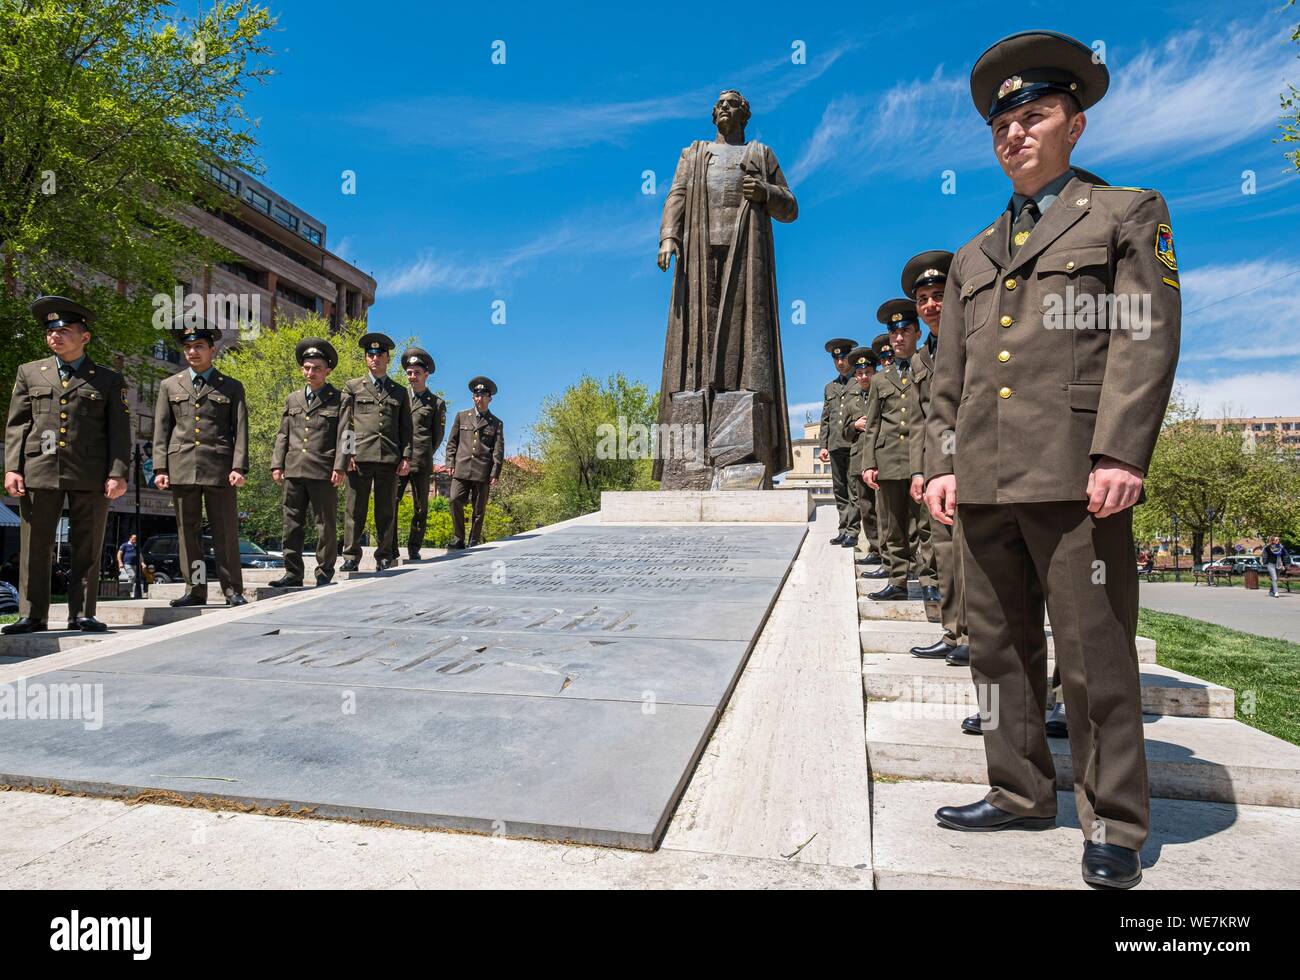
[897,358,911,376]
[305,389,314,406]
[194,373,205,390]
[1010,199,1039,257]
[58,363,73,384]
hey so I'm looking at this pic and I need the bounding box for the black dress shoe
[910,638,954,659]
[1082,842,1142,889]
[840,535,859,548]
[467,538,481,548]
[922,585,942,622]
[829,531,845,545]
[72,616,109,633]
[945,644,970,666]
[856,551,882,564]
[268,576,304,589]
[961,712,983,735]
[375,558,395,571]
[225,593,248,607]
[340,559,360,572]
[169,594,206,608]
[314,573,334,587]
[935,799,1055,832]
[867,584,909,601]
[407,548,421,561]
[860,568,890,579]
[2,617,48,635]
[1045,702,1068,739]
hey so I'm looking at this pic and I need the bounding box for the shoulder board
[1094,185,1148,192]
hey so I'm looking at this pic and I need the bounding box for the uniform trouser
[388,469,432,554]
[930,509,969,646]
[343,463,399,562]
[829,449,859,535]
[450,477,490,544]
[876,478,935,588]
[281,477,338,582]
[18,486,109,621]
[171,483,243,600]
[855,478,879,555]
[961,501,1147,851]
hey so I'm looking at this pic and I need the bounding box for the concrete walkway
[1140,581,1300,643]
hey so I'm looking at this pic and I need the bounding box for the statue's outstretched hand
[657,240,679,271]
[742,176,769,202]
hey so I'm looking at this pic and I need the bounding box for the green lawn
[1140,608,1300,746]
[0,613,15,626]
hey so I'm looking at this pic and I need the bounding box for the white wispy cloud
[1179,258,1300,362]
[382,209,659,296]
[349,42,854,166]
[787,399,824,427]
[1174,371,1300,418]
[793,20,1297,188]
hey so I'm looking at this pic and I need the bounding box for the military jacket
[271,384,343,481]
[153,368,250,486]
[445,408,504,482]
[337,375,413,467]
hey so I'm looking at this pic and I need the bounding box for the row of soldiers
[2,309,505,634]
[817,30,1181,889]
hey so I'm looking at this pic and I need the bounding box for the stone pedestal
[600,490,813,523]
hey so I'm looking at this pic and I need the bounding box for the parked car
[1201,556,1261,575]
[0,580,18,614]
[141,534,284,583]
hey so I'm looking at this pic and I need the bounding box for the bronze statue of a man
[655,89,798,490]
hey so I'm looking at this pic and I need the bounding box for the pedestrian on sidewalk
[1261,536,1290,597]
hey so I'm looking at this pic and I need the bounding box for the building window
[299,223,322,246]
[276,281,320,313]
[244,188,270,214]
[203,162,240,196]
[272,204,298,231]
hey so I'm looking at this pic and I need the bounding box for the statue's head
[712,90,751,135]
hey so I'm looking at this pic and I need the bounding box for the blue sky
[239,0,1300,453]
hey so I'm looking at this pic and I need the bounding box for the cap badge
[890,313,902,322]
[46,312,60,322]
[997,76,1023,99]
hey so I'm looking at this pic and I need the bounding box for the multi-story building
[777,421,834,506]
[1196,416,1300,455]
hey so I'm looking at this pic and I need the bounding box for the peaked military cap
[359,332,396,356]
[901,251,954,299]
[169,312,221,346]
[847,346,878,372]
[468,376,497,396]
[877,298,919,329]
[872,333,894,358]
[31,295,94,330]
[824,338,858,358]
[971,30,1110,124]
[296,337,338,369]
[401,347,435,373]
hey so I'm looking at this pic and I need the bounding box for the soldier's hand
[864,468,880,490]
[657,240,679,271]
[348,458,358,473]
[272,468,283,484]
[229,471,246,488]
[741,175,769,202]
[1086,457,1144,519]
[818,448,830,463]
[105,477,127,501]
[397,459,410,477]
[925,475,958,526]
[909,475,924,503]
[155,473,170,490]
[853,417,867,432]
[4,471,25,497]
[330,469,344,487]
[490,478,497,488]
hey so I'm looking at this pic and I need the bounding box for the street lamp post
[131,444,144,599]
[1207,506,1217,584]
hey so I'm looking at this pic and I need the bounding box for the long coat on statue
[654,139,797,482]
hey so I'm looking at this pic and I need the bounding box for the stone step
[146,583,303,601]
[857,594,931,618]
[0,624,156,660]
[862,653,1233,718]
[45,600,229,627]
[858,619,1157,662]
[867,699,1300,808]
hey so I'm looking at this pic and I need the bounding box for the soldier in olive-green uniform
[338,332,412,572]
[924,32,1180,889]
[445,376,504,549]
[902,251,970,660]
[388,347,446,561]
[153,317,250,607]
[863,300,936,602]
[2,297,131,635]
[872,333,894,372]
[270,338,343,588]
[818,338,859,546]
[841,346,881,564]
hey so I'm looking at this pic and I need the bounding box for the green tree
[1135,395,1300,561]
[522,373,658,521]
[1282,0,1300,172]
[0,0,275,383]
